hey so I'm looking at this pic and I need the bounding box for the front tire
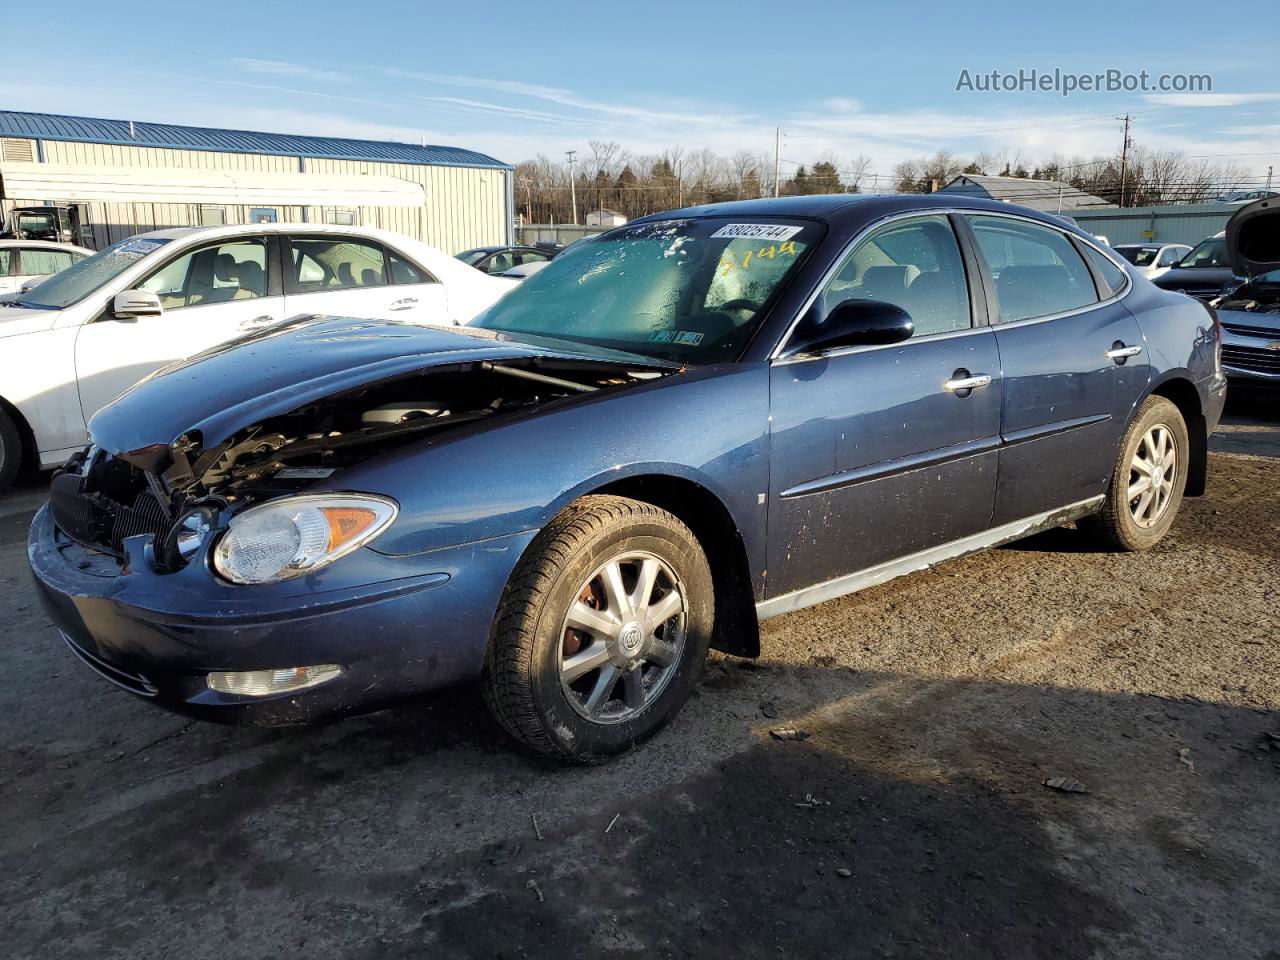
[481,495,713,762]
[1082,396,1189,551]
[0,408,23,496]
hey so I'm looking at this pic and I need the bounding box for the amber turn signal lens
[320,506,379,549]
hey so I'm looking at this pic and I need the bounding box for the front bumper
[27,505,535,725]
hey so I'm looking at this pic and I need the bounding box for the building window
[326,208,357,226]
[198,205,227,226]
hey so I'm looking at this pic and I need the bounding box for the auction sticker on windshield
[710,223,805,242]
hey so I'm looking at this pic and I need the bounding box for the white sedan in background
[1112,242,1192,280]
[0,223,516,492]
[0,240,93,296]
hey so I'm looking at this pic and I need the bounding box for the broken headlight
[213,494,398,585]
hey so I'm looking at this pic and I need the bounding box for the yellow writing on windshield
[716,242,798,276]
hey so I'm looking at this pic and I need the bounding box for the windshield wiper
[4,300,58,310]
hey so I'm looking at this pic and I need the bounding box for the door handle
[238,314,275,328]
[1105,343,1143,362]
[943,373,993,393]
[388,298,418,311]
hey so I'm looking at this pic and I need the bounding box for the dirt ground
[2,393,1277,960]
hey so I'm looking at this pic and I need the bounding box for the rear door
[767,212,1002,597]
[73,235,285,419]
[962,214,1149,525]
[283,235,448,324]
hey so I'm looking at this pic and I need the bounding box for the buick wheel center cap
[619,621,645,655]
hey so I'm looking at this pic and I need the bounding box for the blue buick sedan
[29,194,1227,760]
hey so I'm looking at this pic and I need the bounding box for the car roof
[0,238,93,253]
[138,223,417,242]
[460,245,543,255]
[628,192,1096,235]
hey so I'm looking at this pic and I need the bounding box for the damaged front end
[1214,197,1280,380]
[50,355,673,575]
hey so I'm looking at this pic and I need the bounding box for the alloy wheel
[1128,424,1178,528]
[557,551,687,724]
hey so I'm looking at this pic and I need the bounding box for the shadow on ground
[3,658,1277,960]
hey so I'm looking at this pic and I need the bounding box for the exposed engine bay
[1215,284,1280,313]
[50,358,672,572]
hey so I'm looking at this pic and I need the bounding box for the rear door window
[19,248,79,275]
[968,216,1097,323]
[1080,245,1129,298]
[289,238,387,291]
[386,250,435,285]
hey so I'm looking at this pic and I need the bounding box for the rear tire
[481,495,713,762]
[1081,396,1188,552]
[0,408,23,496]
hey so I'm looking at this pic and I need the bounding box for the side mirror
[113,289,162,319]
[785,299,914,357]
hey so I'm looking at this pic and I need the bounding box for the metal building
[937,174,1110,214]
[0,111,512,253]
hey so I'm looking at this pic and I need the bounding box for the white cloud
[383,68,757,128]
[413,96,591,126]
[1144,92,1280,107]
[232,58,349,83]
[822,97,862,113]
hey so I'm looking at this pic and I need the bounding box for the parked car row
[0,224,516,492]
[25,192,1230,761]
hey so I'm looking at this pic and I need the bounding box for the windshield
[456,249,490,266]
[471,218,820,363]
[1180,237,1228,269]
[1115,246,1159,266]
[14,236,170,309]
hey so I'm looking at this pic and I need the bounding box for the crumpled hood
[1226,196,1280,282]
[87,314,649,463]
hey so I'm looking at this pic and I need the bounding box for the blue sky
[6,0,1278,185]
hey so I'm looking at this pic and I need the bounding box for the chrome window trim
[770,207,1134,361]
[772,323,991,366]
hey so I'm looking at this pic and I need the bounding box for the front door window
[139,239,269,309]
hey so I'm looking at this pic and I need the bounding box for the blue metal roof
[0,110,509,170]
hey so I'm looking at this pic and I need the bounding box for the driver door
[766,213,1002,599]
[74,236,285,420]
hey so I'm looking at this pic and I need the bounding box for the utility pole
[565,150,578,225]
[519,177,533,226]
[1117,114,1133,208]
[773,127,781,198]
[1267,165,1274,190]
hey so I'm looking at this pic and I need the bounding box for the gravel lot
[2,393,1277,960]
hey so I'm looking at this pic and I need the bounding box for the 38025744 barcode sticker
[709,223,804,242]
